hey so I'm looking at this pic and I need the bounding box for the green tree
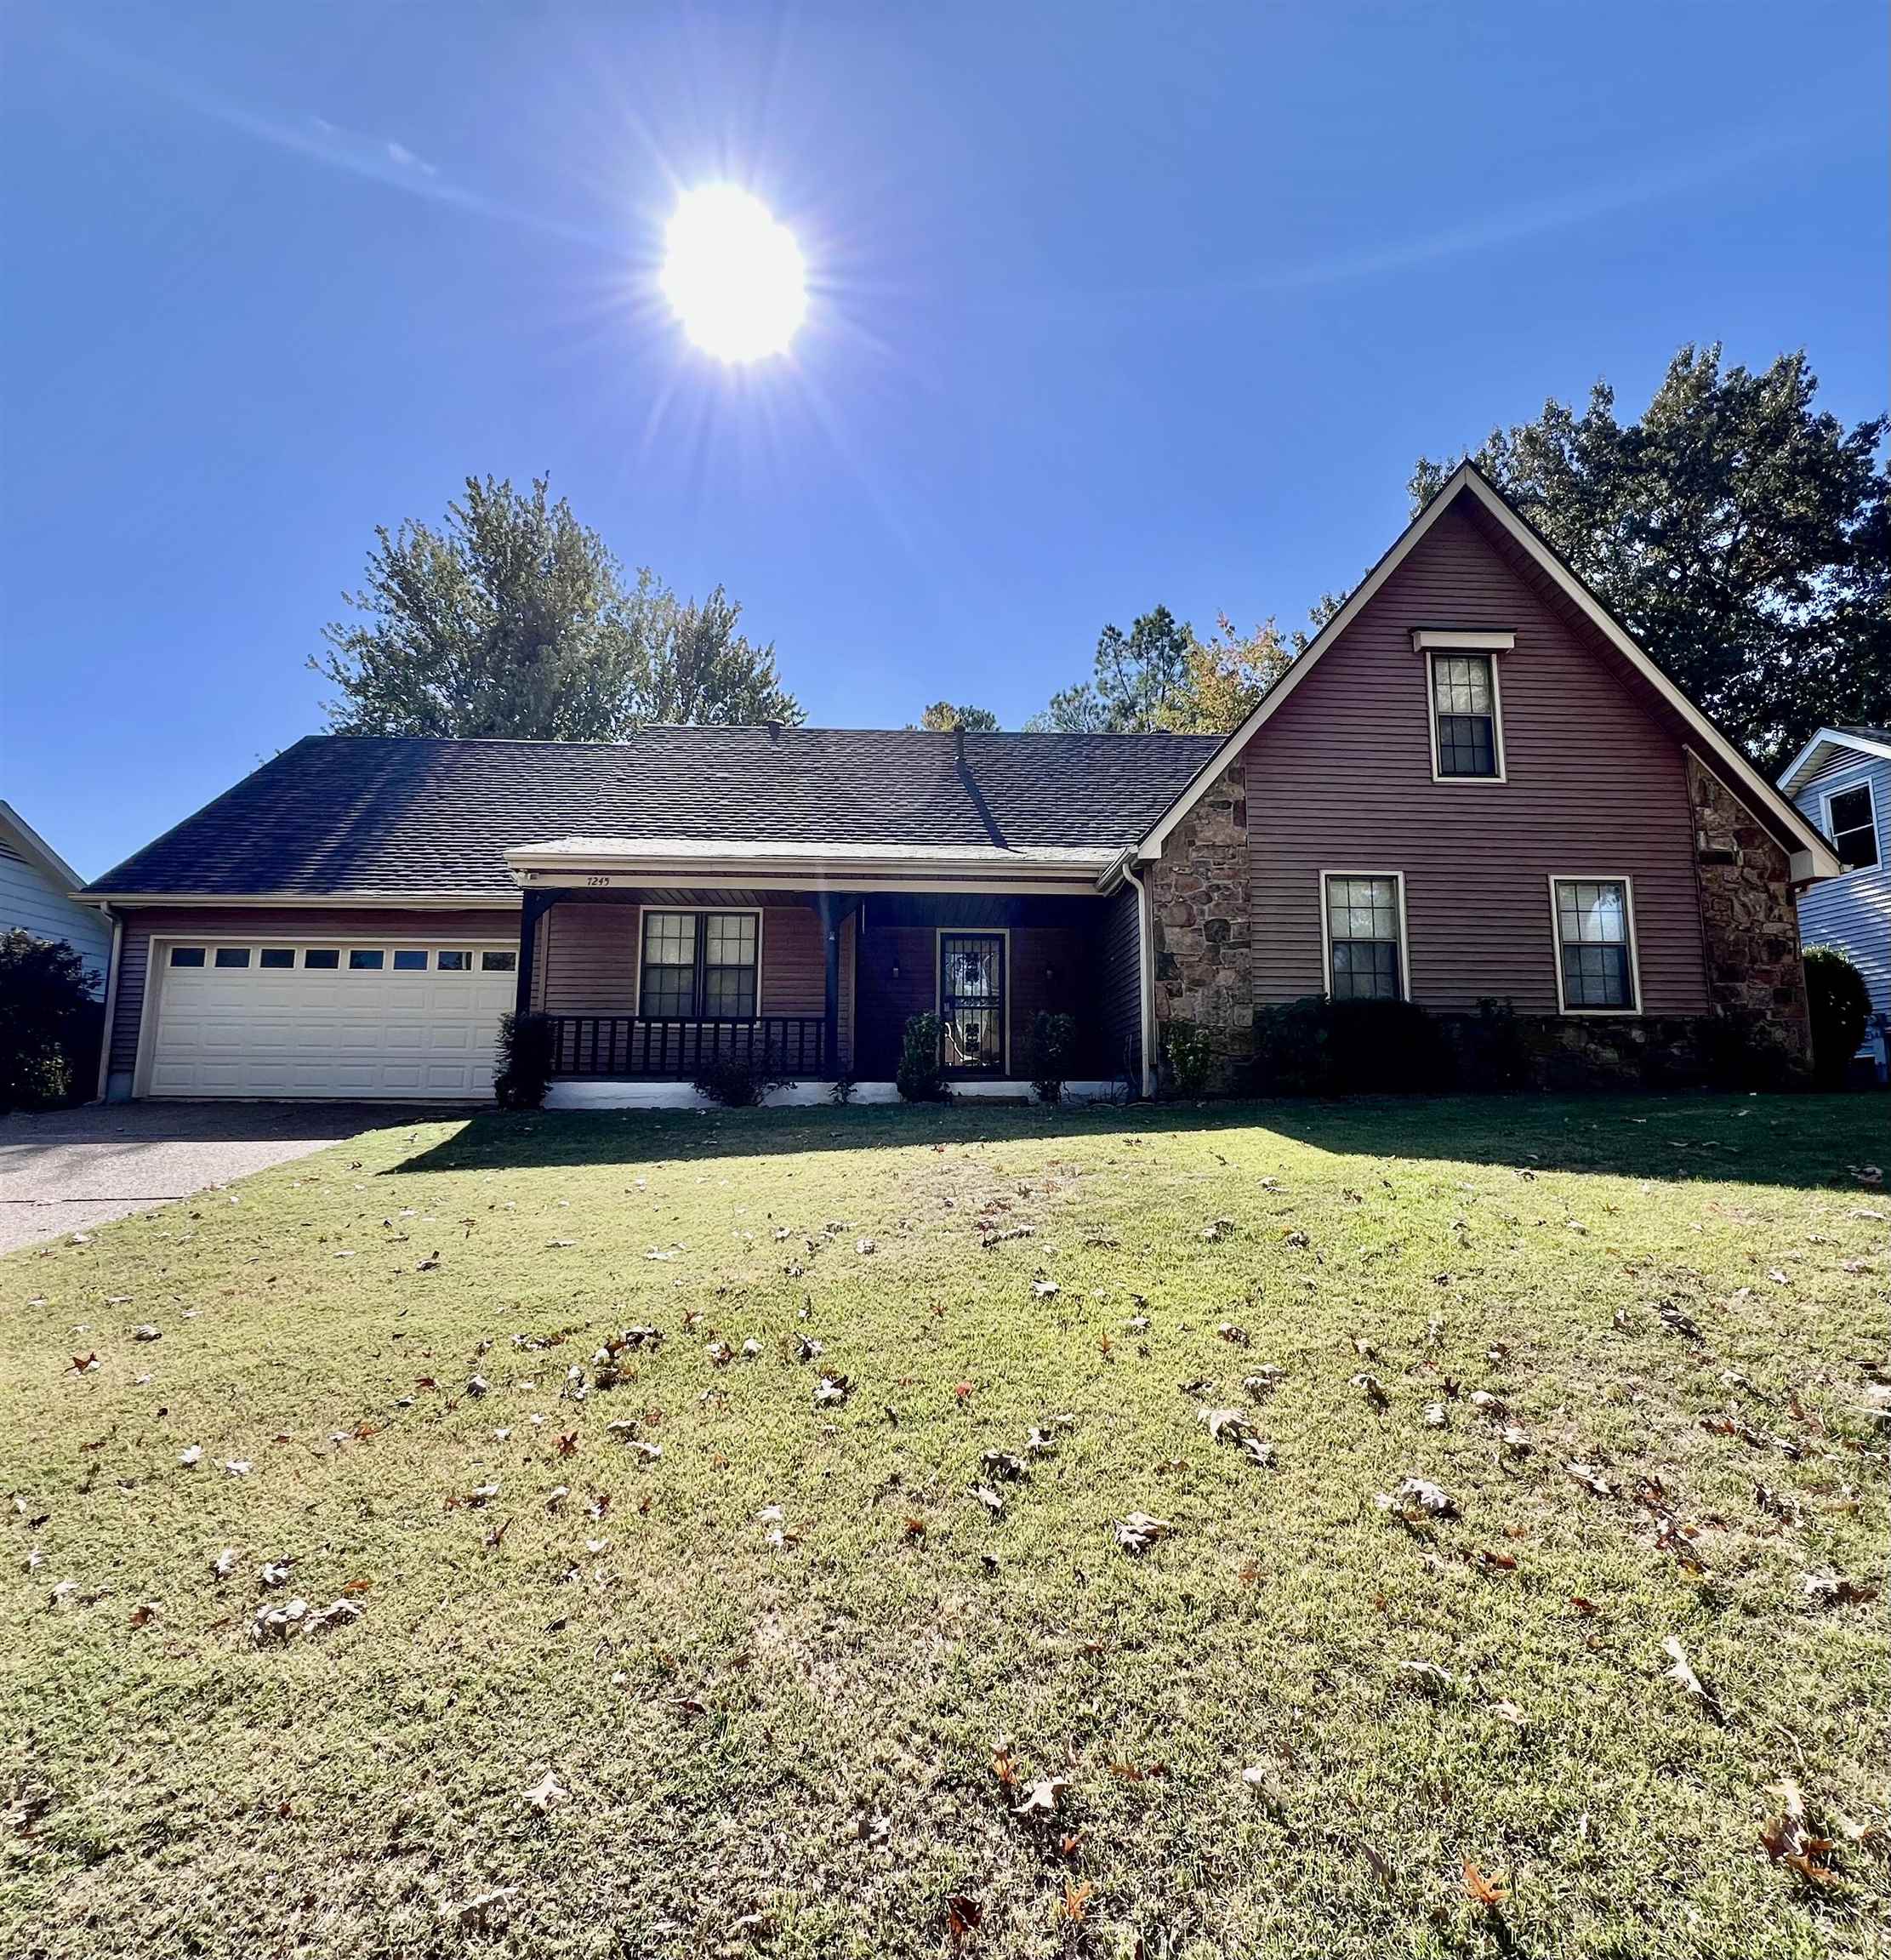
[1411,345,1889,772]
[316,475,801,738]
[917,702,1001,732]
[1028,606,1194,732]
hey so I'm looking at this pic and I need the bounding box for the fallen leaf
[1376,1477,1459,1522]
[1660,1634,1725,1721]
[1113,1511,1176,1554]
[1013,1775,1069,1818]
[521,1769,569,1814]
[1759,1778,1842,1889]
[1461,1856,1510,1909]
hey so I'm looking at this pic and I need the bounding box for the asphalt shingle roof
[87,729,1227,897]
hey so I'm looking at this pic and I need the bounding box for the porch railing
[544,1014,829,1080]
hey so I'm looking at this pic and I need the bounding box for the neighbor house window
[1552,878,1637,1011]
[1825,782,1879,872]
[479,950,516,973]
[436,949,470,971]
[214,947,251,969]
[638,910,760,1019]
[1431,652,1501,778]
[1323,874,1405,1000]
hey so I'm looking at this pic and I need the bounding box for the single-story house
[1779,723,1890,1081]
[2,800,111,991]
[77,464,1838,1106]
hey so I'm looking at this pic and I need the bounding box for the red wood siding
[1242,500,1709,1014]
[532,901,826,1017]
[109,906,515,1076]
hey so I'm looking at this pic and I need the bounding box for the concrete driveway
[0,1102,449,1255]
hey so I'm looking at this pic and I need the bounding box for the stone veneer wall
[1685,749,1813,1068]
[1147,757,1252,1086]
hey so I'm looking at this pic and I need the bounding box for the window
[640,911,697,1016]
[391,949,428,971]
[1825,782,1880,872]
[702,914,758,1017]
[214,947,251,969]
[168,946,205,967]
[259,948,295,969]
[436,949,470,971]
[1323,874,1404,1000]
[1552,879,1637,1011]
[638,909,760,1019]
[480,949,516,972]
[303,949,340,970]
[1431,652,1501,778]
[348,949,384,971]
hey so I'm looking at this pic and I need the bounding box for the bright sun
[660,185,806,363]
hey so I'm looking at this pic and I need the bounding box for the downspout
[93,905,122,1102]
[1121,858,1157,1100]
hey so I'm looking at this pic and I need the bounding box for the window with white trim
[638,910,760,1020]
[1552,879,1636,1011]
[1824,781,1879,872]
[1431,652,1501,777]
[1324,875,1404,1000]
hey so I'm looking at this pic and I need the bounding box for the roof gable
[1778,725,1891,797]
[1136,465,1841,880]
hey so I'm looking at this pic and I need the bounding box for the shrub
[0,930,102,1113]
[896,1012,949,1102]
[1804,945,1872,1088]
[1029,1011,1079,1105]
[1250,995,1451,1096]
[493,1011,555,1109]
[1458,996,1532,1091]
[828,1072,857,1105]
[1164,1019,1214,1097]
[694,1050,790,1108]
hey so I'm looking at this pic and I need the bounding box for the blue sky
[3,1,1885,880]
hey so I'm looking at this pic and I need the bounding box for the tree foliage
[1029,607,1295,734]
[0,930,102,1112]
[917,702,1001,732]
[1411,345,1889,772]
[1028,606,1193,732]
[316,476,802,738]
[1156,615,1293,732]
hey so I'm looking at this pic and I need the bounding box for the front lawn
[2,1096,1886,1958]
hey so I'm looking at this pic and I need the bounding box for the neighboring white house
[1780,724,1891,1082]
[0,801,111,993]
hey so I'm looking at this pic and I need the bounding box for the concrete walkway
[0,1103,439,1255]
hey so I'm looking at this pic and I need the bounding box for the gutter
[1120,858,1158,1100]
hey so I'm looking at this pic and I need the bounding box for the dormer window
[1414,630,1510,781]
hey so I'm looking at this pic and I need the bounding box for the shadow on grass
[381,1091,1886,1193]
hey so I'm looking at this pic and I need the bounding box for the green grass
[2,1095,1886,1959]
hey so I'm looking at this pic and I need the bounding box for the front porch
[510,878,1144,1097]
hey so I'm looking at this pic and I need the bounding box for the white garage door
[145,939,520,1100]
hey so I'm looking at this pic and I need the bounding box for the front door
[940,932,1005,1074]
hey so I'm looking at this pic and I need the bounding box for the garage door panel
[149,942,516,1099]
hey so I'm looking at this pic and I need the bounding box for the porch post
[515,888,554,1018]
